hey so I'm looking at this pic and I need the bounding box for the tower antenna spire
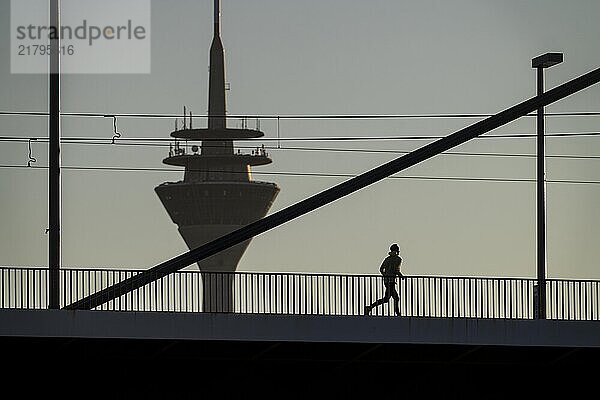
[214,0,220,36]
[208,0,226,132]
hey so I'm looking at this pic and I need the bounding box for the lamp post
[532,52,563,319]
[49,0,61,309]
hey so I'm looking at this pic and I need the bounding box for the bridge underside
[2,310,596,396]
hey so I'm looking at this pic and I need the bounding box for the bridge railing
[1,267,599,320]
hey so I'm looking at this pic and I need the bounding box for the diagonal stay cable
[65,65,600,310]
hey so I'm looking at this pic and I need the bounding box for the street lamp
[532,52,563,319]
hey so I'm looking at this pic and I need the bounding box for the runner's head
[390,243,399,254]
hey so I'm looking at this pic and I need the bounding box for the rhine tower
[155,0,280,312]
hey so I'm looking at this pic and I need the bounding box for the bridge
[2,63,600,397]
[1,266,598,397]
[3,70,600,395]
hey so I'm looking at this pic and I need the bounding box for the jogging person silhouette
[365,243,404,316]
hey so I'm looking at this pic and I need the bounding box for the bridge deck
[2,309,600,347]
[1,309,597,397]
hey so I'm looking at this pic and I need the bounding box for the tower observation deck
[155,0,279,312]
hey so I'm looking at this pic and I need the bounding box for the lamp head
[532,53,563,69]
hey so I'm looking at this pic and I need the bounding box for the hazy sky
[1,0,599,280]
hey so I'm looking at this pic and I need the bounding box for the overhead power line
[2,110,600,119]
[1,164,599,186]
[2,130,600,142]
[5,140,600,161]
[2,135,599,161]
